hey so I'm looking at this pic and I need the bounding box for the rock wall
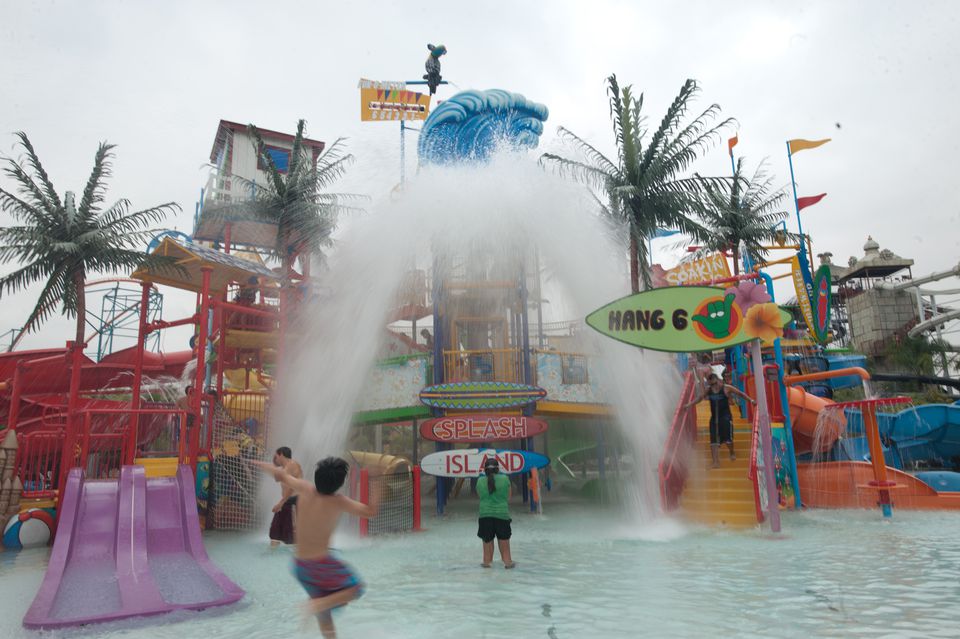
[848,288,917,356]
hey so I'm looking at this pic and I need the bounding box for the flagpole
[786,141,807,263]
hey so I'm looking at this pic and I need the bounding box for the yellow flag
[788,138,831,154]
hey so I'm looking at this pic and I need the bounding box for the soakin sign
[419,415,548,443]
[652,252,731,287]
[585,286,792,353]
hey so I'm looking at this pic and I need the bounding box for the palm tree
[219,119,361,280]
[541,75,734,292]
[0,132,179,346]
[697,157,792,275]
[884,334,950,380]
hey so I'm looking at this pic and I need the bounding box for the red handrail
[747,409,764,523]
[57,407,189,498]
[658,371,698,511]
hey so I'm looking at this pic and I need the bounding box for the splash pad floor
[3,503,960,638]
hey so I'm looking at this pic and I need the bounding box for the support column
[214,299,226,397]
[597,421,606,504]
[411,419,419,466]
[191,267,213,473]
[750,341,781,532]
[6,364,22,432]
[127,282,152,464]
[61,341,84,494]
[412,465,422,532]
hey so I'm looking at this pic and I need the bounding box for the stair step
[685,481,754,492]
[691,454,750,463]
[680,498,757,513]
[683,483,753,500]
[683,510,759,527]
[690,464,751,473]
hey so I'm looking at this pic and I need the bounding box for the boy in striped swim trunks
[254,457,380,638]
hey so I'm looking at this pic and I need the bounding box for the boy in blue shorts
[254,457,380,637]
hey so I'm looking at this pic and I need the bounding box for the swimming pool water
[3,503,960,638]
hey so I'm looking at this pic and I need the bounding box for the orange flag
[788,138,831,154]
[728,135,739,156]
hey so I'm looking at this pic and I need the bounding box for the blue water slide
[886,404,960,468]
[835,403,960,468]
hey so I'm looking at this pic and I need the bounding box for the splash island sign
[420,414,548,443]
[585,286,792,353]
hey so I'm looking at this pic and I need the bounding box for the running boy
[253,457,380,638]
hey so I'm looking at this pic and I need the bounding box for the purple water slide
[23,465,243,629]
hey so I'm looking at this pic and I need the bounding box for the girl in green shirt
[477,457,515,568]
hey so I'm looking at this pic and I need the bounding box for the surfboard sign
[419,448,550,478]
[418,382,547,410]
[419,415,549,443]
[586,286,792,352]
[811,265,832,344]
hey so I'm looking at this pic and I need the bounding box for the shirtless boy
[269,447,303,546]
[253,457,380,638]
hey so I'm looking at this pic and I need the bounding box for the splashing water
[273,155,681,521]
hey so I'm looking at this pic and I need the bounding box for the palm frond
[0,185,55,228]
[552,127,619,177]
[287,119,307,180]
[78,142,116,219]
[638,79,699,177]
[312,152,355,190]
[1,155,59,219]
[539,153,613,192]
[247,124,286,195]
[100,201,181,234]
[15,266,69,334]
[13,132,62,212]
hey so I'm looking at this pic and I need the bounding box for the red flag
[728,135,738,156]
[797,193,827,211]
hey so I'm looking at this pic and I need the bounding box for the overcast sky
[2,0,959,351]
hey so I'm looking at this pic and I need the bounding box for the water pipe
[783,367,871,386]
[875,261,960,291]
[755,270,802,509]
[829,397,911,518]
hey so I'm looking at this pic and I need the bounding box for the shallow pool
[3,503,960,638]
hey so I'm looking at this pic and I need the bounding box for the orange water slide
[786,386,843,455]
[798,462,960,509]
[784,368,871,456]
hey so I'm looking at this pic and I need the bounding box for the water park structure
[1,54,959,636]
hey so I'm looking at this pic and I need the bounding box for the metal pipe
[146,314,200,332]
[784,367,870,385]
[908,308,960,338]
[211,299,278,320]
[876,262,960,290]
